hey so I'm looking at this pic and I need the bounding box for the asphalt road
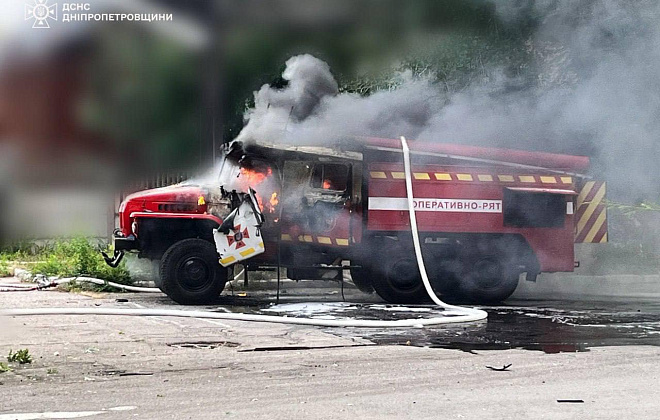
[1,279,660,419]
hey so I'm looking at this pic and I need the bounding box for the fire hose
[0,270,246,293]
[0,137,487,326]
[398,136,487,321]
[0,277,162,293]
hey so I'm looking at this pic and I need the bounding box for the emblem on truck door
[227,225,249,249]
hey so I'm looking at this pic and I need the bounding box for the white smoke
[236,1,660,201]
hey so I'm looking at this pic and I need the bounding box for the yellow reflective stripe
[540,176,557,183]
[317,236,332,245]
[477,174,493,182]
[239,248,256,257]
[498,175,514,182]
[281,234,292,241]
[456,174,473,181]
[220,256,236,265]
[335,238,349,246]
[561,176,573,184]
[434,173,452,181]
[413,173,430,180]
[519,175,535,183]
[391,172,405,179]
[370,171,387,179]
[600,232,608,243]
[258,242,264,248]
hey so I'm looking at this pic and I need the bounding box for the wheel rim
[176,256,212,292]
[472,258,504,291]
[387,258,421,292]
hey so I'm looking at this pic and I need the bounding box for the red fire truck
[104,137,606,305]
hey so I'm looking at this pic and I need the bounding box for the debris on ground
[485,364,512,371]
[118,372,154,377]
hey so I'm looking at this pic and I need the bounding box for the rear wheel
[160,239,227,305]
[348,265,375,294]
[371,246,429,303]
[456,255,519,303]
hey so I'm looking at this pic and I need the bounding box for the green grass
[1,237,132,288]
[0,256,10,277]
[7,349,32,365]
[0,362,10,373]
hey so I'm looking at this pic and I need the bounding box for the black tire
[151,259,165,292]
[456,255,519,303]
[159,239,227,305]
[371,246,429,304]
[348,266,375,294]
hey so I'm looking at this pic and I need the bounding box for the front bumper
[113,235,137,252]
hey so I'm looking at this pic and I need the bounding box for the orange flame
[237,166,278,213]
[238,167,272,187]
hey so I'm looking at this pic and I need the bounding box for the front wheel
[160,239,227,305]
[151,259,165,292]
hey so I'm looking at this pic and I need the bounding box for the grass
[7,349,32,365]
[0,362,10,373]
[0,237,132,289]
[0,256,10,277]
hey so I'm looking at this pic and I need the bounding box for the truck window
[503,190,566,228]
[217,156,241,185]
[310,164,348,191]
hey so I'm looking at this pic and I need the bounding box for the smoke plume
[236,1,660,201]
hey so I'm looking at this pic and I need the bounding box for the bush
[0,260,9,277]
[30,237,132,285]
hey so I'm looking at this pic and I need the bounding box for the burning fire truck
[104,137,606,305]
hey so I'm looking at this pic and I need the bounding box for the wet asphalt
[344,300,660,354]
[6,275,660,354]
[206,280,660,354]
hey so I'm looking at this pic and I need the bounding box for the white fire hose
[0,137,486,327]
[398,136,487,322]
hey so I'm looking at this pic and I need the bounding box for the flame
[322,180,332,189]
[270,192,279,209]
[237,166,278,213]
[239,166,272,187]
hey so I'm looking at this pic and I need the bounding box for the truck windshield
[217,155,241,186]
[219,155,280,214]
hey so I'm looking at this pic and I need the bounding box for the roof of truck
[241,140,363,161]
[361,137,590,172]
[236,137,590,175]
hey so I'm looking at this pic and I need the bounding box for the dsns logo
[25,0,58,29]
